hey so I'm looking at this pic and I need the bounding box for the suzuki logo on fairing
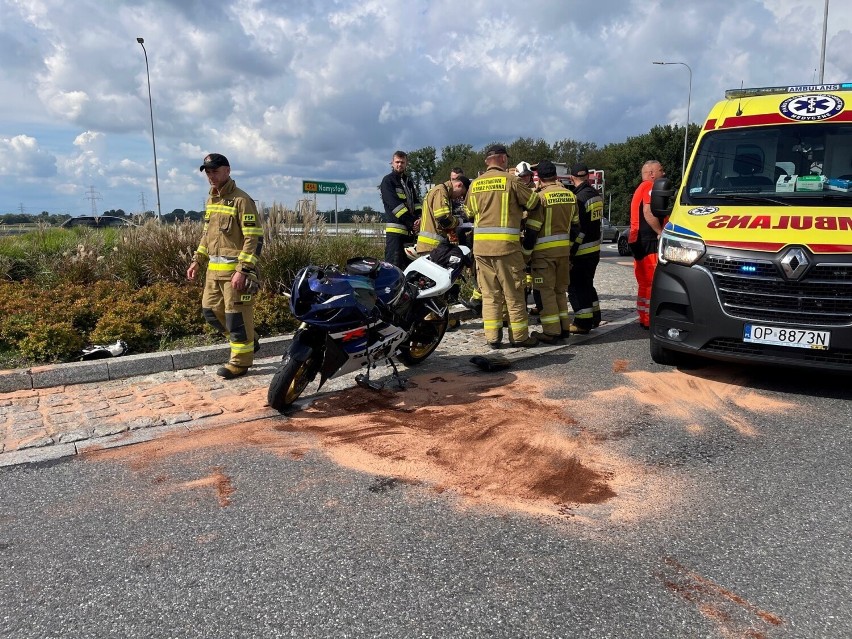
[780,247,809,280]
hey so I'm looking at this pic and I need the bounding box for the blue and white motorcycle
[267,244,470,411]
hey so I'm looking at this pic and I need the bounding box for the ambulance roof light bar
[725,83,852,99]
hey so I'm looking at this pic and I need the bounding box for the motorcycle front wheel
[267,351,317,411]
[397,306,449,365]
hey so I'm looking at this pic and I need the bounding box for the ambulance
[649,82,852,372]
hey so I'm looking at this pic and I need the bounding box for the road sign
[302,180,348,195]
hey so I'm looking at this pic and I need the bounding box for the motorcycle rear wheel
[267,352,317,411]
[397,309,449,365]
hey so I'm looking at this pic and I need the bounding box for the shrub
[17,322,85,363]
[0,219,392,365]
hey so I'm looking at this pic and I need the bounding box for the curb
[0,304,638,394]
[0,336,294,394]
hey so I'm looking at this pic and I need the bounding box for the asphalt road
[1,317,849,638]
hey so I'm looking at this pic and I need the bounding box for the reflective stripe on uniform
[417,231,443,246]
[575,238,602,256]
[230,340,254,355]
[539,312,561,327]
[534,233,571,251]
[386,222,410,235]
[474,226,521,242]
[207,203,237,216]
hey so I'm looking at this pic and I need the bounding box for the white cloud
[0,134,56,177]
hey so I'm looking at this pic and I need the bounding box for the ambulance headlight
[659,232,705,266]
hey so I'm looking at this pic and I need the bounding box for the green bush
[17,322,85,363]
[0,219,389,365]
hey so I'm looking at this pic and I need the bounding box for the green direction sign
[302,180,348,195]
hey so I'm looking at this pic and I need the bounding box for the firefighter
[566,163,604,333]
[629,160,666,329]
[526,160,578,343]
[465,144,543,349]
[515,161,544,317]
[415,176,470,255]
[380,150,422,268]
[187,153,264,379]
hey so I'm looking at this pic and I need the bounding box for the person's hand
[231,270,247,292]
[412,218,421,234]
[187,262,199,281]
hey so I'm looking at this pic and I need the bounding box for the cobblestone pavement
[0,256,637,467]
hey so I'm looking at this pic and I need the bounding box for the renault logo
[780,247,810,280]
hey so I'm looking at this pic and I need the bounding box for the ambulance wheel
[649,335,684,367]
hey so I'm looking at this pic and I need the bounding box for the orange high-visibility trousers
[633,252,658,328]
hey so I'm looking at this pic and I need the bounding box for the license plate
[743,323,830,350]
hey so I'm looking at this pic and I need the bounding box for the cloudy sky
[1,0,850,216]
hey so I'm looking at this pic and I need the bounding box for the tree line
[404,123,701,225]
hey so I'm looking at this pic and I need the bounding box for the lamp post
[136,37,162,220]
[653,61,693,179]
[819,0,829,83]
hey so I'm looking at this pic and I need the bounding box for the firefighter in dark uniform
[465,144,544,349]
[528,160,578,343]
[566,163,605,333]
[187,153,263,379]
[380,150,422,268]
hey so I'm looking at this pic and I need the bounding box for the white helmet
[515,161,533,177]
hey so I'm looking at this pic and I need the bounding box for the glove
[244,271,261,294]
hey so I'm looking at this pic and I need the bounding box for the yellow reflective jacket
[466,166,542,257]
[416,181,458,253]
[529,182,578,259]
[194,178,263,280]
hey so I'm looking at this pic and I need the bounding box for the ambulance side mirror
[650,177,675,219]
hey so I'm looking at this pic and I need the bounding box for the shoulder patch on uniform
[470,177,507,193]
[544,191,575,205]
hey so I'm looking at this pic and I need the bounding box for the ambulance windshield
[685,123,852,204]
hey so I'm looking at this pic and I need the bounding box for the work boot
[487,329,503,349]
[535,332,562,345]
[568,324,590,335]
[509,334,539,348]
[217,364,249,379]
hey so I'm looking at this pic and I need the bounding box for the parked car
[600,218,628,243]
[617,228,631,256]
[61,215,135,228]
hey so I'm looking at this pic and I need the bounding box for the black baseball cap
[484,144,510,158]
[537,160,558,179]
[571,163,589,177]
[199,153,230,171]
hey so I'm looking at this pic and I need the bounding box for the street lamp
[653,61,693,179]
[819,0,829,83]
[136,37,162,220]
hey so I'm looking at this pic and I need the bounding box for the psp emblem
[780,94,844,121]
[688,206,719,216]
